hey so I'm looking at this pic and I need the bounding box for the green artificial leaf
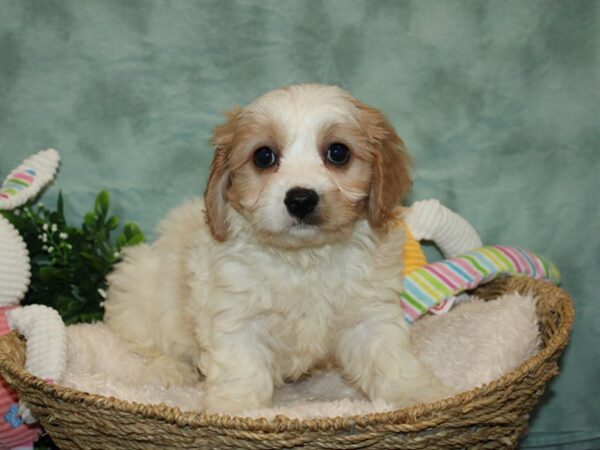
[116,234,127,250]
[95,190,110,221]
[77,311,104,324]
[107,215,119,230]
[83,212,97,230]
[48,211,62,224]
[57,191,65,223]
[79,252,107,272]
[127,234,144,246]
[98,241,116,261]
[123,222,142,239]
[39,266,68,283]
[9,189,146,328]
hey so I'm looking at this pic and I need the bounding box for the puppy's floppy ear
[354,101,413,230]
[204,107,241,242]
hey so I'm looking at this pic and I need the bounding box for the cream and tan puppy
[104,84,450,413]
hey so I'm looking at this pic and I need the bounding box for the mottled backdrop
[0,1,598,448]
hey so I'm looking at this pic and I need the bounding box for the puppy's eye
[253,147,277,168]
[326,143,350,165]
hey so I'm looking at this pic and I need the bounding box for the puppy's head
[204,84,411,248]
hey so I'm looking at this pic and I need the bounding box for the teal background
[1,1,598,448]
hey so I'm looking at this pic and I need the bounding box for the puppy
[104,84,450,413]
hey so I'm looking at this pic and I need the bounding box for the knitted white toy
[401,199,483,316]
[401,200,559,322]
[404,199,483,258]
[0,149,67,450]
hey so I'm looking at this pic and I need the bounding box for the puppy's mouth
[287,220,322,240]
[287,214,322,237]
[252,206,352,249]
[290,212,323,227]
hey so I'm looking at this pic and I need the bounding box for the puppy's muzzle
[284,188,319,220]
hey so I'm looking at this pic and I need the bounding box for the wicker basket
[0,277,573,449]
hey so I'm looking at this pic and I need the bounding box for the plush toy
[0,149,67,450]
[400,199,560,322]
[403,198,484,260]
[400,198,481,315]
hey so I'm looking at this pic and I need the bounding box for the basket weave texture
[0,277,574,449]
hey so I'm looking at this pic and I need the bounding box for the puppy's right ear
[352,101,413,231]
[204,107,241,242]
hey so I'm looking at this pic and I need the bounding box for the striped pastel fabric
[0,168,36,201]
[0,149,60,211]
[400,245,560,323]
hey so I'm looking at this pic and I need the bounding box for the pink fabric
[0,306,41,449]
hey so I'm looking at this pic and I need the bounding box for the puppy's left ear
[204,107,241,242]
[354,101,413,230]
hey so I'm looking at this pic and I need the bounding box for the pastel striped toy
[400,245,560,322]
[0,149,66,448]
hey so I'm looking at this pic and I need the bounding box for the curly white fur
[105,201,449,412]
[67,293,540,418]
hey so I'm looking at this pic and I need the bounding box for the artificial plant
[1,190,144,324]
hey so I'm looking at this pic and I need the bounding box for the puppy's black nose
[284,188,319,219]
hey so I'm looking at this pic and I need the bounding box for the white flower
[98,288,107,299]
[51,224,58,232]
[42,234,48,243]
[42,245,48,251]
[42,223,48,231]
[113,252,120,258]
[59,232,68,240]
[14,210,20,216]
[48,247,54,253]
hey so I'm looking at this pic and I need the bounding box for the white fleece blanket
[62,292,540,419]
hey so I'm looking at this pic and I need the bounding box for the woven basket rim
[0,277,574,433]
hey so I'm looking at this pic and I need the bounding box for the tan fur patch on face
[225,112,288,215]
[227,112,288,171]
[314,122,374,231]
[206,84,412,247]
